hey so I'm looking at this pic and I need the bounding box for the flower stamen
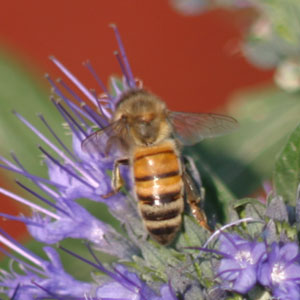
[14,111,99,187]
[83,60,110,98]
[15,180,69,216]
[50,56,98,106]
[114,50,131,87]
[235,250,254,267]
[38,114,78,161]
[0,212,43,227]
[0,157,66,189]
[56,100,88,137]
[110,24,135,88]
[11,151,61,199]
[0,187,60,220]
[38,146,94,189]
[271,263,286,284]
[0,229,44,268]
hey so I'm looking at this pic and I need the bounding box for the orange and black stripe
[133,140,184,245]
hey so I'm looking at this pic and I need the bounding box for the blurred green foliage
[0,50,64,174]
[188,87,300,201]
[274,122,300,205]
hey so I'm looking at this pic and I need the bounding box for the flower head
[217,233,266,294]
[0,25,141,259]
[95,264,158,299]
[95,265,178,300]
[0,229,94,299]
[258,242,300,300]
[0,226,178,300]
[0,25,183,300]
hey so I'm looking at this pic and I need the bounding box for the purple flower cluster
[0,226,177,299]
[216,233,300,299]
[0,26,178,299]
[95,264,177,300]
[2,20,300,300]
[217,233,266,294]
[258,242,300,300]
[0,229,94,299]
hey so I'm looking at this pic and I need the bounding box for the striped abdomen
[133,140,184,245]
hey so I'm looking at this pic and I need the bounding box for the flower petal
[273,282,300,300]
[232,267,256,294]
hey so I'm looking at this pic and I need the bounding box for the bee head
[115,90,172,146]
[132,113,161,145]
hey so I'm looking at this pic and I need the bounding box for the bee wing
[168,111,238,145]
[81,119,129,157]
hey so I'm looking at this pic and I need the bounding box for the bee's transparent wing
[168,111,238,145]
[81,119,129,157]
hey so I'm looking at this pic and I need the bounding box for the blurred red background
[0,0,273,240]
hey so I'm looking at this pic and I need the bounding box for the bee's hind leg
[101,158,129,199]
[183,170,212,232]
[182,155,204,200]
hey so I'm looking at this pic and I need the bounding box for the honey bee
[82,89,237,245]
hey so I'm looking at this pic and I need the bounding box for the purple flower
[156,283,178,300]
[27,199,135,259]
[0,157,136,259]
[59,245,179,300]
[258,242,300,300]
[217,233,266,294]
[0,25,180,300]
[0,26,150,298]
[96,264,158,299]
[0,226,179,300]
[0,229,94,299]
[0,26,140,258]
[96,265,178,300]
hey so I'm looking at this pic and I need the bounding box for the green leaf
[274,122,300,204]
[137,239,183,281]
[233,197,265,209]
[248,286,272,300]
[244,203,265,237]
[177,215,210,247]
[243,0,300,68]
[265,196,288,221]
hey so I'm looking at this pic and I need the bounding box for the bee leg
[183,155,202,190]
[101,158,129,199]
[183,155,208,201]
[183,172,212,232]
